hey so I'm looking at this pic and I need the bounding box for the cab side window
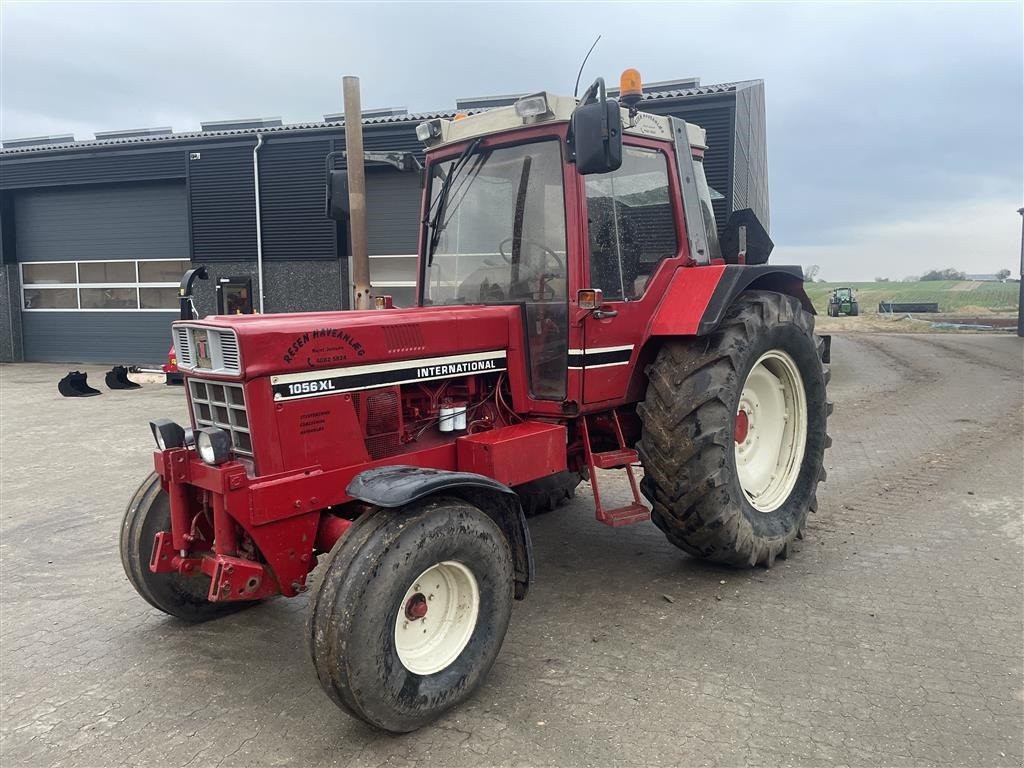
[585,146,678,301]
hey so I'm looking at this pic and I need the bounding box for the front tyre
[308,496,514,732]
[119,473,255,621]
[637,291,830,567]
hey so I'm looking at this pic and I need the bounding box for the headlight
[150,419,185,450]
[196,427,231,465]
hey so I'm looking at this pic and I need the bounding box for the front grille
[172,325,242,375]
[173,327,193,367]
[219,333,240,370]
[188,378,253,456]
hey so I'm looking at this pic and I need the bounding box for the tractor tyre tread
[514,471,583,517]
[120,472,255,622]
[637,291,830,567]
[307,497,514,733]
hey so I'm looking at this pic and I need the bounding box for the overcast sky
[2,1,1021,280]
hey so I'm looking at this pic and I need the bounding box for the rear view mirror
[326,169,349,221]
[571,98,622,175]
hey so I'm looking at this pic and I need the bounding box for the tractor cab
[413,77,728,407]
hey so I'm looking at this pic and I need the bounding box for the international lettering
[416,359,497,378]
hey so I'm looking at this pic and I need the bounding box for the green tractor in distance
[827,287,859,316]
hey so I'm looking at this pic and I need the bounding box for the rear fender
[346,466,534,599]
[629,265,814,402]
[649,264,812,338]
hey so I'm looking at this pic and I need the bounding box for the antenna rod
[573,35,602,99]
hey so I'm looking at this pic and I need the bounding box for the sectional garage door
[15,180,188,363]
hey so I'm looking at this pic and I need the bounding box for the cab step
[580,411,649,527]
[596,503,650,527]
[591,448,639,470]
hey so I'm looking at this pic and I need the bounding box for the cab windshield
[422,140,567,306]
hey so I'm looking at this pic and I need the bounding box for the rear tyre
[637,291,830,567]
[119,473,256,621]
[849,302,859,316]
[514,471,582,517]
[308,496,514,732]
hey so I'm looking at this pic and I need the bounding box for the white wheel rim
[734,349,808,513]
[394,561,479,676]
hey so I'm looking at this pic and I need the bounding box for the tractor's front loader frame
[148,448,353,603]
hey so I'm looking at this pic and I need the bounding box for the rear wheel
[119,473,255,621]
[849,302,859,316]
[308,496,514,732]
[637,291,830,567]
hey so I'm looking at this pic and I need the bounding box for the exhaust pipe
[343,76,371,310]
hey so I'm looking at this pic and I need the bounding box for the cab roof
[426,92,708,152]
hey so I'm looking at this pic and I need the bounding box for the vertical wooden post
[344,76,371,310]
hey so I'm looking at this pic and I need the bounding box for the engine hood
[176,305,519,380]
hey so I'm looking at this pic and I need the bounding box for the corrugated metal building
[0,78,768,364]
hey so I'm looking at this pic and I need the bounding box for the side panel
[646,264,727,337]
[646,264,809,338]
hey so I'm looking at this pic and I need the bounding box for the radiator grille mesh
[188,379,252,456]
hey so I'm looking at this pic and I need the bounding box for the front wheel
[637,291,830,567]
[307,496,514,732]
[120,473,256,621]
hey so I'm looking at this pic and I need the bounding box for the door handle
[592,308,618,319]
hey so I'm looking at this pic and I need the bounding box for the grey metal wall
[14,181,187,261]
[13,180,188,363]
[366,168,422,255]
[21,312,176,363]
[188,143,257,262]
[259,136,337,261]
[731,82,770,231]
[0,148,185,189]
[644,100,735,236]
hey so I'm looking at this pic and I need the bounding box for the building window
[20,259,188,311]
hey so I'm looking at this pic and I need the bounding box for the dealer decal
[271,350,507,401]
[282,328,366,365]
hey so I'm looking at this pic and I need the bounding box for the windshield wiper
[426,137,482,266]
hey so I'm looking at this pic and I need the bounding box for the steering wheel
[498,237,565,273]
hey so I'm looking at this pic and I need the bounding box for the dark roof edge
[1,79,759,158]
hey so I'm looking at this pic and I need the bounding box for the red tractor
[122,72,830,732]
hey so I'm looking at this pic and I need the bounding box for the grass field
[803,281,1020,315]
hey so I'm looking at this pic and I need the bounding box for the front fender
[346,466,535,599]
